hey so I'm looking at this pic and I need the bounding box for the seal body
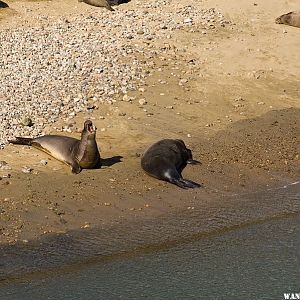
[141,139,201,189]
[9,120,100,174]
[0,1,9,8]
[78,0,114,11]
[275,11,300,28]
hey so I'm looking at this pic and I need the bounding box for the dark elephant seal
[275,10,300,28]
[78,0,114,11]
[0,1,9,8]
[141,139,201,189]
[9,120,100,174]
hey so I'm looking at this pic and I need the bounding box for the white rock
[138,98,147,105]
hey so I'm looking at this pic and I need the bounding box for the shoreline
[1,181,299,284]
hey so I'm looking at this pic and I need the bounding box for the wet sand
[0,0,300,245]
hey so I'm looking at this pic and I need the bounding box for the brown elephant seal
[275,10,300,28]
[141,139,201,189]
[78,0,114,11]
[9,120,101,174]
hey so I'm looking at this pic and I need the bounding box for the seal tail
[8,137,33,146]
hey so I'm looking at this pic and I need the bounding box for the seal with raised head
[275,10,300,28]
[78,0,114,11]
[9,120,101,174]
[141,139,201,189]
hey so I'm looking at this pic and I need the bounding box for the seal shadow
[0,1,9,8]
[109,0,131,6]
[100,155,123,168]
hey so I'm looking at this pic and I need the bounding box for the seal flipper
[169,178,189,189]
[162,167,200,189]
[162,168,188,189]
[9,137,33,145]
[169,178,200,189]
[180,179,201,188]
[187,159,201,165]
[71,162,82,174]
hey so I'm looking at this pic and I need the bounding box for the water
[0,183,299,300]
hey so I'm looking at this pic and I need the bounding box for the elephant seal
[78,0,114,11]
[275,10,300,28]
[0,1,9,8]
[9,120,100,174]
[141,139,201,189]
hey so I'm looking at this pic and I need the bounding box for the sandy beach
[0,0,299,245]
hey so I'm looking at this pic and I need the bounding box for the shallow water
[0,182,299,299]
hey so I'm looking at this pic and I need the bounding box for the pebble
[122,94,134,102]
[2,174,11,178]
[21,166,33,174]
[184,18,193,24]
[21,117,33,127]
[0,161,11,170]
[0,2,229,149]
[179,79,188,85]
[138,98,147,105]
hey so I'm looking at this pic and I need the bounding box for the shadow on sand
[100,155,123,167]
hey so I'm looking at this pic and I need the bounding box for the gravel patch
[0,0,229,148]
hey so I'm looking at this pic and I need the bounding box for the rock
[22,166,33,174]
[179,79,188,85]
[122,94,135,102]
[184,18,193,24]
[2,174,11,178]
[21,118,33,127]
[0,161,8,167]
[138,98,147,105]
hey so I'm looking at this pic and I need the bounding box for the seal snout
[84,120,96,134]
[88,124,96,133]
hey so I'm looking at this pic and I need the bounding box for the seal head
[76,120,101,171]
[275,11,300,28]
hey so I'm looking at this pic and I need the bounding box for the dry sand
[0,0,299,245]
